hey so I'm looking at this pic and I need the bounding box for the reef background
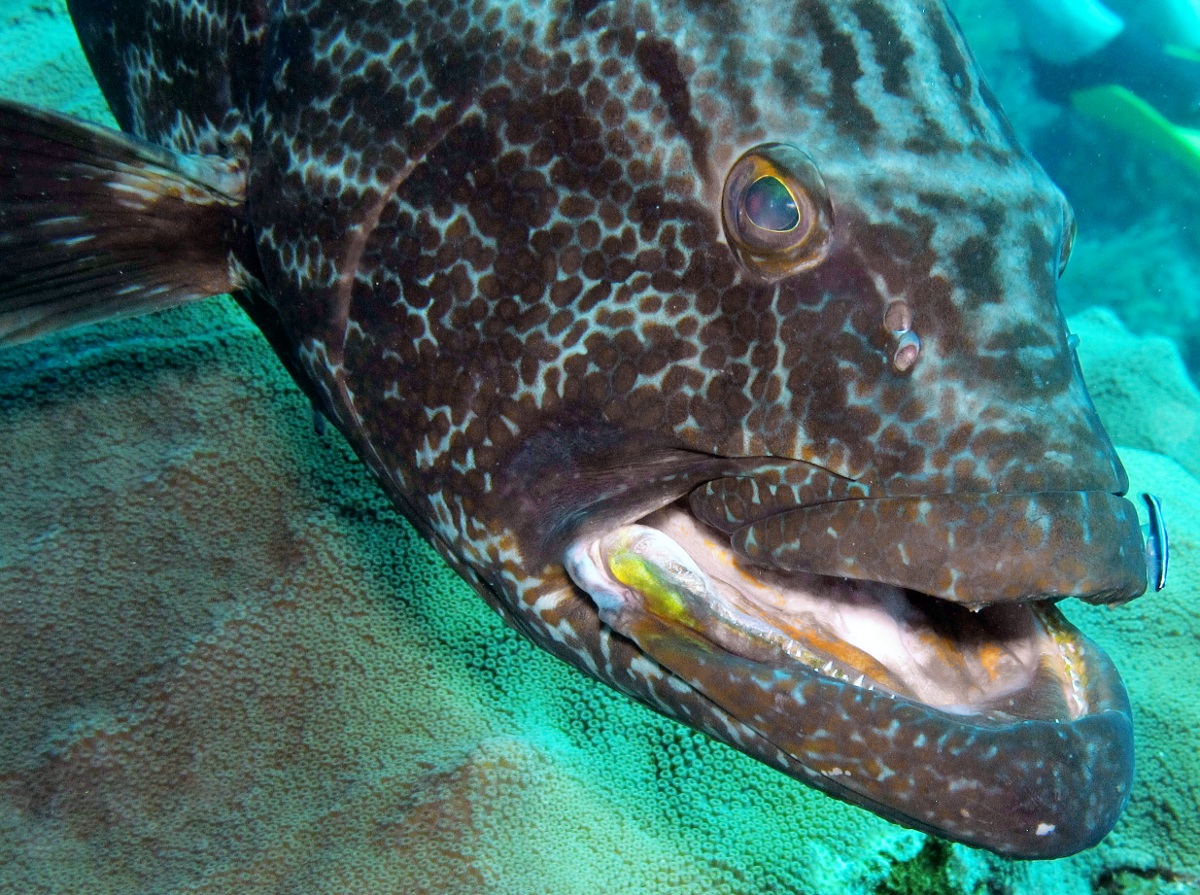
[0,1,1197,893]
[951,0,1200,387]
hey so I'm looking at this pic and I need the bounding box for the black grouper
[0,0,1169,858]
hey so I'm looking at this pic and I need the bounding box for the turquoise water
[0,1,1197,893]
[953,0,1200,388]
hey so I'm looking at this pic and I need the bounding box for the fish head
[457,0,1144,603]
[260,0,1158,858]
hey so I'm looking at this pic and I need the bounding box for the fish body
[0,0,1163,857]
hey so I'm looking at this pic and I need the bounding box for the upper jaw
[722,490,1149,607]
[689,465,1151,608]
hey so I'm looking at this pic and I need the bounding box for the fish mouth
[563,481,1163,857]
[567,501,1113,724]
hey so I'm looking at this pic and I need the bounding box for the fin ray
[0,99,248,345]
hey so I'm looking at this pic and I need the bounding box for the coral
[1094,866,1200,895]
[0,0,109,115]
[874,840,968,895]
[1069,308,1200,480]
[1060,446,1200,876]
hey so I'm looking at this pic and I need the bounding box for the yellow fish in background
[1071,81,1200,178]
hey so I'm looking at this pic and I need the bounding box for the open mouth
[562,480,1167,857]
[566,486,1164,726]
[570,501,1100,724]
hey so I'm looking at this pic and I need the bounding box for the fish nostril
[893,332,922,372]
[884,300,920,372]
[883,299,912,334]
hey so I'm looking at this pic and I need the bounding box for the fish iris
[744,175,799,231]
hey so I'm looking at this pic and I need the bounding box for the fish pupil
[744,175,799,232]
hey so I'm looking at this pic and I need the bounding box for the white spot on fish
[629,654,664,682]
[667,676,691,694]
[1036,823,1056,836]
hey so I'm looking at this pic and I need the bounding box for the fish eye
[722,143,833,278]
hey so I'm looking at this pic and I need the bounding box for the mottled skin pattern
[49,0,1148,857]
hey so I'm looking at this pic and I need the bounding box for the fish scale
[0,0,1169,859]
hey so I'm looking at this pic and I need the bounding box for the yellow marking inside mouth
[608,550,697,627]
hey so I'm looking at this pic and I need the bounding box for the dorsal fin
[0,99,248,345]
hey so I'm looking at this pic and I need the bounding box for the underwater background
[0,0,1197,892]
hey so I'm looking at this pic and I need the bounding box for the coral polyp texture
[0,301,916,894]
